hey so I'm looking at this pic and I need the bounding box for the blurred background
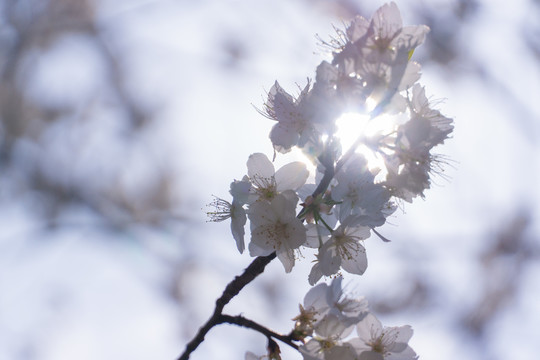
[0,0,538,359]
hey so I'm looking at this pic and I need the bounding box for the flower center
[368,336,386,354]
[252,176,277,200]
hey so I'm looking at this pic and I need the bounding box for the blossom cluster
[295,278,417,360]
[208,2,453,283]
[203,3,453,360]
[247,278,417,360]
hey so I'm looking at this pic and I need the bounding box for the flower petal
[275,161,309,191]
[277,248,295,273]
[270,122,299,153]
[230,203,247,253]
[356,313,382,343]
[358,350,384,360]
[341,245,367,275]
[247,153,275,179]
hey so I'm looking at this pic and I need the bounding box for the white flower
[332,154,391,226]
[363,2,429,64]
[336,2,428,67]
[300,315,356,360]
[330,2,429,115]
[306,217,372,284]
[248,192,307,272]
[262,81,318,153]
[383,84,453,202]
[247,153,309,203]
[350,313,417,360]
[305,277,370,320]
[316,223,370,279]
[207,177,251,253]
[403,83,453,151]
[308,252,335,286]
[262,67,343,155]
[325,277,369,320]
[230,176,252,204]
[383,154,431,202]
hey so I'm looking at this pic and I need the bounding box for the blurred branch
[462,210,536,337]
[0,0,182,230]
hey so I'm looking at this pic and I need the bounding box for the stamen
[206,196,232,222]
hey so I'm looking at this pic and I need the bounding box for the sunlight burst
[335,111,400,181]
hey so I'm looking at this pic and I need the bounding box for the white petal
[275,161,309,191]
[399,25,430,49]
[277,248,295,273]
[230,178,251,205]
[247,153,275,179]
[315,314,348,338]
[269,82,296,123]
[305,223,330,248]
[247,200,275,226]
[385,346,417,360]
[304,282,330,311]
[358,350,384,360]
[372,2,402,37]
[341,244,367,275]
[356,313,382,342]
[329,277,344,302]
[248,232,274,256]
[308,262,324,286]
[270,122,298,153]
[347,337,371,352]
[347,15,370,42]
[316,61,339,83]
[326,345,356,360]
[270,192,298,220]
[300,340,323,360]
[393,325,413,344]
[398,61,421,91]
[230,203,247,253]
[338,199,353,222]
[319,245,342,276]
[286,217,308,248]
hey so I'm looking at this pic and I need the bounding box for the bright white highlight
[335,112,399,180]
[365,96,377,112]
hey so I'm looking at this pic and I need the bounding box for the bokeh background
[1,0,539,359]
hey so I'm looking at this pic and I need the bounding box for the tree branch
[177,252,277,360]
[218,314,300,350]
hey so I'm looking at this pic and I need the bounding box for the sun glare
[287,147,318,182]
[335,111,400,181]
[274,109,403,184]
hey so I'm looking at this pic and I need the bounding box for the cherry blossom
[248,192,307,272]
[246,153,309,203]
[332,154,391,226]
[197,4,453,360]
[300,315,356,360]
[262,81,318,154]
[350,313,417,360]
[207,177,251,253]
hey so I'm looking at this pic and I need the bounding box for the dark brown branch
[177,252,277,360]
[218,314,300,350]
[310,149,336,199]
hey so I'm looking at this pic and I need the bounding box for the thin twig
[219,314,300,350]
[177,252,277,360]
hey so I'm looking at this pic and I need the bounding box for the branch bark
[177,252,277,360]
[218,314,299,350]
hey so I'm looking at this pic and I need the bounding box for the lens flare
[335,111,401,181]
